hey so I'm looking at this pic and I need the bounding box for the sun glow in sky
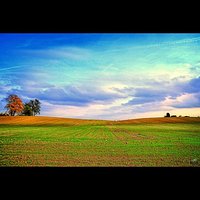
[0,33,200,119]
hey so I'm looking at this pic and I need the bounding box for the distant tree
[165,113,170,117]
[5,94,24,116]
[26,99,41,116]
[171,115,177,117]
[22,103,33,116]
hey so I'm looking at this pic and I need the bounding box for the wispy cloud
[21,46,92,61]
[96,36,200,54]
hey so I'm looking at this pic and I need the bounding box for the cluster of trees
[0,94,41,116]
[164,113,175,117]
[164,113,190,118]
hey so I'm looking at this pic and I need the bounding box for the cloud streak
[21,47,92,61]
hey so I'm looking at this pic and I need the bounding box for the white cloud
[162,93,200,108]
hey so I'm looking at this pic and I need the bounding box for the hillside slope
[0,116,200,125]
[116,117,200,124]
[0,116,110,125]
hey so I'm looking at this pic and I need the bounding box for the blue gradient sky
[0,33,200,119]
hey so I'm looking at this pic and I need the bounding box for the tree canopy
[22,103,33,116]
[23,99,41,116]
[5,94,24,116]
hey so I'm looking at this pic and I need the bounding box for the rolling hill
[0,116,200,125]
[0,116,109,125]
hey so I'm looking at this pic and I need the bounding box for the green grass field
[0,116,200,166]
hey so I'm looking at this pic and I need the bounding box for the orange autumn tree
[5,94,24,116]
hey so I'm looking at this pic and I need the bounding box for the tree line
[0,94,41,116]
[164,113,191,118]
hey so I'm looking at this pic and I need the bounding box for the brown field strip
[116,117,200,124]
[0,116,110,125]
[1,116,200,126]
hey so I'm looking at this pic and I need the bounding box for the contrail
[0,66,24,72]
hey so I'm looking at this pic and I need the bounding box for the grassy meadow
[0,116,200,166]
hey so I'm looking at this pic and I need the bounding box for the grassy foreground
[0,116,200,166]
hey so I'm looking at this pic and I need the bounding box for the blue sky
[0,33,200,119]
